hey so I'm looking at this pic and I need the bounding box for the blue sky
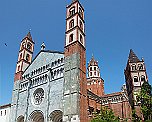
[0,0,152,105]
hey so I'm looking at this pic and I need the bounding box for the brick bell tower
[87,56,104,96]
[14,32,34,81]
[124,49,148,117]
[63,0,88,122]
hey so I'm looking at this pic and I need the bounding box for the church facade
[8,0,149,122]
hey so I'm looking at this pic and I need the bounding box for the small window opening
[5,110,6,115]
[21,42,25,49]
[69,34,74,43]
[79,7,83,17]
[139,64,143,70]
[69,19,74,29]
[26,54,30,61]
[134,77,138,82]
[69,7,75,16]
[90,72,92,76]
[132,65,136,71]
[18,65,20,71]
[90,67,92,71]
[80,20,83,30]
[27,42,32,50]
[19,53,22,60]
[80,34,83,43]
[141,76,145,82]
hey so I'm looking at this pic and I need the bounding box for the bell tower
[87,56,104,96]
[63,0,88,122]
[124,49,148,117]
[14,32,34,81]
[65,0,85,50]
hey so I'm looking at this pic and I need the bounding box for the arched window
[58,59,60,64]
[139,64,143,70]
[132,65,136,71]
[19,53,22,60]
[33,88,44,105]
[134,77,138,82]
[21,42,25,49]
[80,20,83,30]
[141,75,145,82]
[54,70,57,76]
[79,7,83,17]
[90,67,92,71]
[69,19,74,29]
[80,34,83,43]
[52,62,54,67]
[55,61,57,65]
[5,110,6,115]
[18,65,20,71]
[69,7,75,16]
[61,58,64,63]
[27,42,32,50]
[26,54,30,61]
[90,72,92,76]
[69,34,73,43]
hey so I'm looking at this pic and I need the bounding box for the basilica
[1,0,149,122]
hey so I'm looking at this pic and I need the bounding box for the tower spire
[26,31,33,41]
[87,56,104,96]
[128,49,140,63]
[125,49,148,118]
[14,32,34,81]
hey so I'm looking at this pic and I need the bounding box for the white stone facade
[10,51,64,122]
[0,104,11,122]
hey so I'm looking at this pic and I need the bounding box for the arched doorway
[17,115,24,122]
[49,110,63,122]
[29,110,44,122]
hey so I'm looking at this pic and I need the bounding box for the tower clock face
[33,88,44,105]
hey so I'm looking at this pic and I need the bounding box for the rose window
[33,88,44,105]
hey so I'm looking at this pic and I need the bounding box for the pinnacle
[128,49,140,63]
[72,0,79,3]
[88,55,98,67]
[41,42,46,50]
[26,31,32,41]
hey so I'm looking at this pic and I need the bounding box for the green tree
[91,107,120,122]
[132,109,141,122]
[137,82,152,121]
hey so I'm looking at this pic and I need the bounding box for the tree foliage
[91,107,120,122]
[137,81,152,121]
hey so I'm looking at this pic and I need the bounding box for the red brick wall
[87,97,132,121]
[87,78,104,97]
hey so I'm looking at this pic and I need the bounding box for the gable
[23,50,64,75]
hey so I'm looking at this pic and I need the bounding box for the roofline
[103,92,122,97]
[23,50,64,74]
[0,103,11,109]
[87,77,104,81]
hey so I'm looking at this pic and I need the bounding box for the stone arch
[49,110,63,122]
[29,110,44,122]
[17,115,24,122]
